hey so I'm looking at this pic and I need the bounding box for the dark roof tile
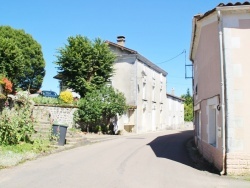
[198,1,250,21]
[106,40,167,76]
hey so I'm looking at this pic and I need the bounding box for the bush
[0,94,35,145]
[75,86,127,133]
[32,96,61,105]
[59,90,73,104]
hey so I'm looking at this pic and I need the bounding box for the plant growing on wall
[55,35,116,97]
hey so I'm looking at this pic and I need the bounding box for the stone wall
[227,153,250,175]
[33,105,78,128]
[196,138,250,175]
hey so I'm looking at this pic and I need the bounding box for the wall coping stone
[34,104,78,109]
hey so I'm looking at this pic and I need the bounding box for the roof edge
[105,40,138,54]
[167,93,185,101]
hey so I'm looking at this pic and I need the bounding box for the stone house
[54,36,185,133]
[166,92,185,129]
[106,36,168,133]
[190,2,250,174]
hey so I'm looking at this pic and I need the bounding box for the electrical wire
[157,50,186,64]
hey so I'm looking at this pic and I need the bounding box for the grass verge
[0,139,53,169]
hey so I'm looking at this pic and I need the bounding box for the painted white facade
[107,38,168,133]
[54,36,185,134]
[166,93,185,129]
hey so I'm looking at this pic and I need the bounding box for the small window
[152,86,155,102]
[195,110,201,138]
[208,105,217,147]
[142,83,147,100]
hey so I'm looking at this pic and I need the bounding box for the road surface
[0,130,249,188]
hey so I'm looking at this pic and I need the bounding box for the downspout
[135,58,138,133]
[217,9,227,175]
[190,17,197,140]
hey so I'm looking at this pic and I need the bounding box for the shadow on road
[147,130,219,174]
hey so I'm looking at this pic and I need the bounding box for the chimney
[117,36,125,47]
[171,88,175,95]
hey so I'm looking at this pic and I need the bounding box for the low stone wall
[33,105,78,128]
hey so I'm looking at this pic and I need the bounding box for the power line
[157,50,186,65]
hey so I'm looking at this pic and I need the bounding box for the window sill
[210,143,217,147]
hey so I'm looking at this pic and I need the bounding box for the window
[195,110,201,138]
[208,105,217,147]
[160,89,162,103]
[152,86,155,102]
[152,71,155,80]
[142,83,147,100]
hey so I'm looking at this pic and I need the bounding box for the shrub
[0,74,13,94]
[0,94,35,145]
[32,96,61,105]
[59,90,73,104]
[75,86,127,133]
[2,78,13,94]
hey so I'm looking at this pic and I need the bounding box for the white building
[166,92,185,129]
[106,36,168,133]
[54,36,185,133]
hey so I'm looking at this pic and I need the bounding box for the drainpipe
[135,58,138,133]
[217,9,227,175]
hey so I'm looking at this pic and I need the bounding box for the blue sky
[0,0,242,97]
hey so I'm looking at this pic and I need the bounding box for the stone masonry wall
[33,105,78,128]
[227,153,250,175]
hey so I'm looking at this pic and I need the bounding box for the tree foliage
[0,26,46,93]
[55,35,116,97]
[75,86,128,132]
[181,88,193,122]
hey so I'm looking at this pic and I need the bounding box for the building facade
[107,36,168,133]
[190,2,250,174]
[166,93,185,130]
[54,36,185,134]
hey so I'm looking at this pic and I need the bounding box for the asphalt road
[0,130,250,188]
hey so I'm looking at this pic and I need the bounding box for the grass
[230,174,250,182]
[0,139,53,169]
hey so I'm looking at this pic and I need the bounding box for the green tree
[55,35,116,97]
[181,88,193,121]
[0,26,46,93]
[75,86,127,132]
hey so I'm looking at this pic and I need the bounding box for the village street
[0,129,249,188]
